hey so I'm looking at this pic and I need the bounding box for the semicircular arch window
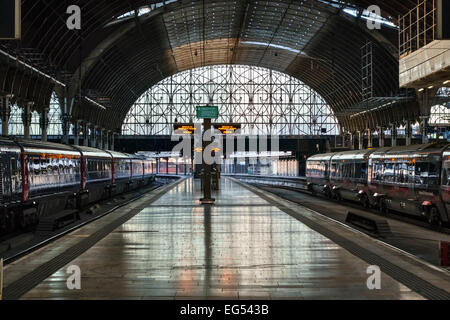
[122,65,340,136]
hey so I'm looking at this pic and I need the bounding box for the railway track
[226,174,450,234]
[256,182,450,234]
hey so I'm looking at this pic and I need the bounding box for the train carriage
[442,148,450,220]
[0,138,26,233]
[106,151,132,195]
[368,143,450,226]
[72,146,113,207]
[129,155,156,188]
[306,142,450,227]
[0,136,157,237]
[306,153,334,197]
[16,139,82,225]
[329,149,374,207]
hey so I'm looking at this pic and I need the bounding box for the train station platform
[3,178,450,300]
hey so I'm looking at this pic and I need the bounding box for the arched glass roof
[122,65,340,136]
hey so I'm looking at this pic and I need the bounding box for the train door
[0,153,11,202]
[0,153,21,202]
[407,160,417,213]
[441,160,450,219]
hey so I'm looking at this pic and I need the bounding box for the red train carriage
[129,155,156,188]
[329,149,374,208]
[72,146,113,207]
[442,148,450,221]
[368,143,450,226]
[306,153,334,197]
[306,142,450,227]
[106,151,132,195]
[0,137,157,236]
[0,138,27,233]
[17,139,82,225]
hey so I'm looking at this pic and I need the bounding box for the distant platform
[3,178,450,300]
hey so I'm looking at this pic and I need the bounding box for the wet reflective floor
[22,178,424,300]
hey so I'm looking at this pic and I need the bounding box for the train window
[428,162,440,186]
[342,163,352,179]
[397,163,408,184]
[383,163,395,182]
[443,167,449,186]
[32,157,40,175]
[354,162,367,180]
[372,162,382,181]
[415,162,430,186]
[10,158,17,174]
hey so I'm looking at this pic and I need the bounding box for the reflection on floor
[22,178,424,300]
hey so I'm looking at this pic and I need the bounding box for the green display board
[196,106,219,119]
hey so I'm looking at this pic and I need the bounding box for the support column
[40,107,49,142]
[349,132,355,150]
[420,117,429,144]
[358,131,364,150]
[61,113,71,145]
[104,130,110,150]
[90,125,97,148]
[83,122,89,146]
[1,96,11,136]
[367,129,373,148]
[22,102,33,140]
[378,127,385,148]
[110,132,116,151]
[97,128,103,149]
[405,121,412,146]
[73,120,82,146]
[416,88,437,145]
[391,124,398,147]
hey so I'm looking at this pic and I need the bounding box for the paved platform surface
[9,178,442,299]
[255,185,450,267]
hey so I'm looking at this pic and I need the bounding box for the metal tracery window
[122,65,340,136]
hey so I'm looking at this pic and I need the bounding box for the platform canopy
[0,0,423,132]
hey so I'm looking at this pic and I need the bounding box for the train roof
[307,152,337,161]
[370,143,450,159]
[106,150,130,160]
[13,138,81,157]
[72,146,112,159]
[127,153,151,161]
[0,137,22,153]
[331,149,376,161]
[444,145,450,158]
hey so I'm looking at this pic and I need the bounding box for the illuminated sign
[0,0,21,40]
[174,123,197,135]
[213,123,241,135]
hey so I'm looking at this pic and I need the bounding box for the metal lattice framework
[122,65,339,136]
[7,92,64,136]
